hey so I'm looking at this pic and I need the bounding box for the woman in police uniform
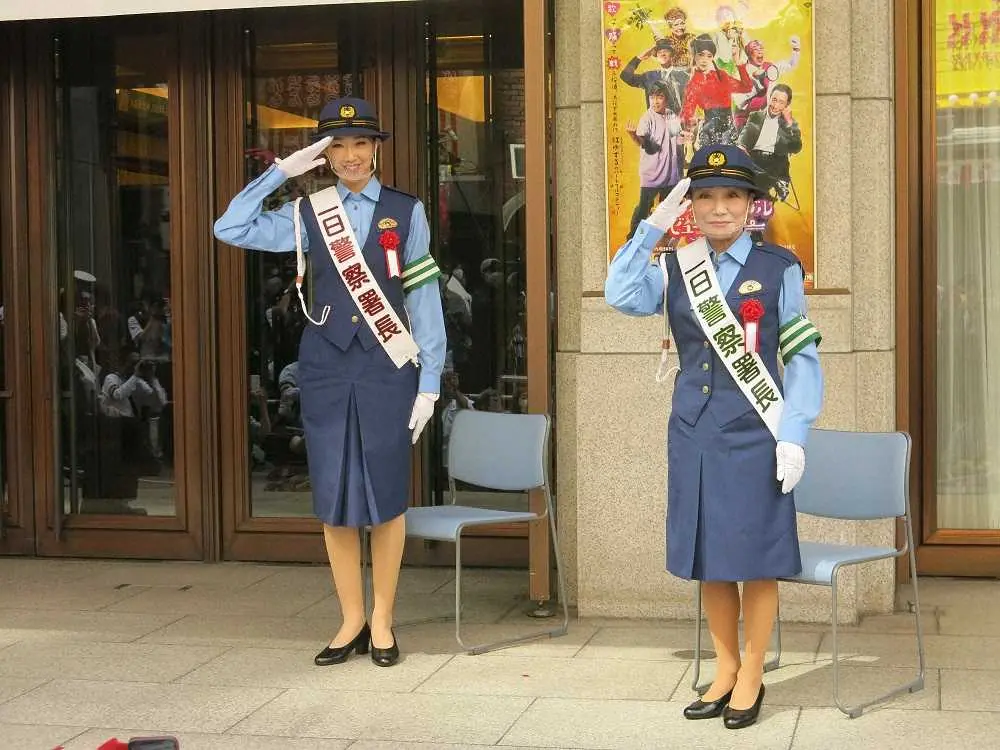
[215,98,447,668]
[606,144,823,729]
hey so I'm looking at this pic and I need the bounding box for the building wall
[553,0,898,622]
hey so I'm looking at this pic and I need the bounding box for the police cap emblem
[339,104,356,119]
[707,151,727,167]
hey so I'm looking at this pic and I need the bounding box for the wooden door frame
[214,2,452,564]
[897,0,1000,577]
[0,22,37,555]
[213,6,368,563]
[523,0,553,603]
[214,1,558,591]
[22,14,209,559]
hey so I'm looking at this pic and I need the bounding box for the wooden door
[20,15,212,559]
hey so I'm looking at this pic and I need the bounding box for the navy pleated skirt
[297,327,417,528]
[666,409,802,582]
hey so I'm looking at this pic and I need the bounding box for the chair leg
[548,499,572,637]
[454,530,464,649]
[907,518,928,692]
[455,513,572,655]
[830,561,925,718]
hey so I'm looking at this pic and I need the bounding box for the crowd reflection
[60,271,174,516]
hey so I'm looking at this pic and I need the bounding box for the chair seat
[781,541,899,585]
[405,505,540,542]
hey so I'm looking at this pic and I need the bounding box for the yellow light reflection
[131,86,318,129]
[436,75,485,123]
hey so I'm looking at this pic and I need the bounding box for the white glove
[274,136,332,179]
[647,177,692,232]
[408,392,438,445]
[775,441,805,494]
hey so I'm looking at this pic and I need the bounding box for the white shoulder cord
[655,251,679,384]
[292,196,330,326]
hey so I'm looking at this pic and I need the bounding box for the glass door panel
[931,1,1000,535]
[425,2,533,518]
[242,12,356,520]
[55,26,177,518]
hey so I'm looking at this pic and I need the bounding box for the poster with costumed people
[601,0,816,287]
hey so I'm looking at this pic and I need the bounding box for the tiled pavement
[0,558,997,749]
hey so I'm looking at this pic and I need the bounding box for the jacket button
[702,385,710,395]
[702,362,709,371]
[351,315,359,324]
[703,340,710,349]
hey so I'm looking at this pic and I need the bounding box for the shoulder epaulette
[381,185,420,202]
[752,241,800,267]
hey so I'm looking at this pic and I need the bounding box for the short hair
[771,83,793,103]
[664,7,687,22]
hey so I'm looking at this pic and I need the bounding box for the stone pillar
[552,0,898,622]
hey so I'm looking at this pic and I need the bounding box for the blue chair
[691,428,926,717]
[400,409,569,654]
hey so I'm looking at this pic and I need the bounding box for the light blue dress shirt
[214,164,446,394]
[605,220,823,446]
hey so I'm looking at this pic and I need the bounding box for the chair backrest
[794,428,911,520]
[447,410,549,492]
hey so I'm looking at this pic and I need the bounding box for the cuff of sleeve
[635,221,666,249]
[418,371,441,395]
[777,422,809,448]
[260,164,289,191]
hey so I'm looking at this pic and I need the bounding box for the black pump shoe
[370,628,400,667]
[314,623,370,666]
[683,689,733,720]
[723,684,765,730]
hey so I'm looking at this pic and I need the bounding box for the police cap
[313,97,391,142]
[686,144,761,195]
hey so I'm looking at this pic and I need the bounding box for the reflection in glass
[934,10,1000,529]
[243,21,353,517]
[1,202,5,523]
[55,28,175,516]
[427,3,531,511]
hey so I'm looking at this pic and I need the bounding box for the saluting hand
[775,441,805,494]
[275,136,333,179]
[647,177,691,231]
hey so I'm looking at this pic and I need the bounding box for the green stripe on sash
[401,254,442,292]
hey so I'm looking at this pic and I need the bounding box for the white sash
[676,238,784,440]
[296,186,420,369]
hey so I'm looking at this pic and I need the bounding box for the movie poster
[601,1,816,287]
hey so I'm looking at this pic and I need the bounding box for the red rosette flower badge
[379,229,402,278]
[739,298,765,354]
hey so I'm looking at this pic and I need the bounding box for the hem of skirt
[314,505,408,529]
[668,566,804,582]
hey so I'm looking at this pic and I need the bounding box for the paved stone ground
[0,558,996,749]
